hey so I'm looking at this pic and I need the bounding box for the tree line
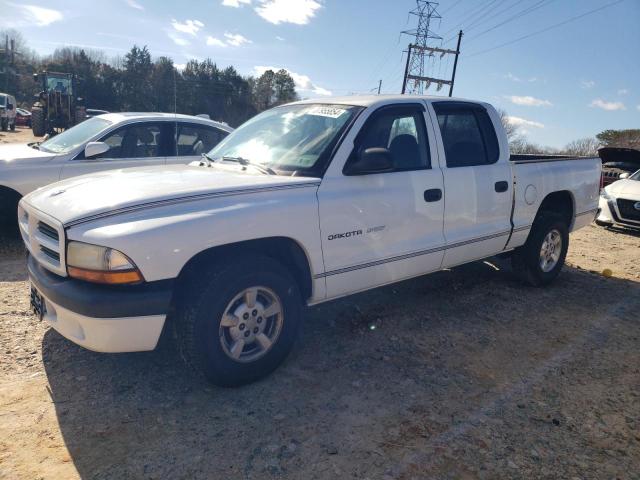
[0,29,297,127]
[499,109,640,156]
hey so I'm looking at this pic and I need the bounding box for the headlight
[600,189,611,200]
[66,241,144,284]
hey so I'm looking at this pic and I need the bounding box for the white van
[0,93,17,131]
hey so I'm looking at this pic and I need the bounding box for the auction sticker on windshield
[307,106,347,119]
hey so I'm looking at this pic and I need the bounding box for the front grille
[617,199,640,222]
[18,203,66,276]
[40,245,60,262]
[37,221,59,241]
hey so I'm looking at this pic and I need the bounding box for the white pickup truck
[18,95,600,386]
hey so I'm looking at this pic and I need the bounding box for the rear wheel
[9,119,15,131]
[0,119,6,131]
[512,213,569,286]
[31,107,46,137]
[174,254,302,387]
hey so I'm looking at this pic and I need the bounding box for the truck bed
[510,154,591,163]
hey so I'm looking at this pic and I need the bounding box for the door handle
[495,181,509,193]
[424,188,442,202]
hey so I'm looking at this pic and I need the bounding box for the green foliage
[1,37,298,127]
[595,129,640,149]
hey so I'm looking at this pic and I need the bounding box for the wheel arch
[534,190,575,229]
[174,236,314,303]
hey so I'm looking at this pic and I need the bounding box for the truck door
[317,103,446,298]
[430,102,513,267]
[61,122,170,179]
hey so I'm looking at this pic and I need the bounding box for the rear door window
[176,124,227,156]
[95,123,164,159]
[433,103,500,168]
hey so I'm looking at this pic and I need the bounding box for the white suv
[0,93,17,131]
[0,112,233,225]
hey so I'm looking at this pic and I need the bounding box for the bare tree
[497,109,520,144]
[562,137,601,156]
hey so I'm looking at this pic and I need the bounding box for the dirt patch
[0,223,638,479]
[0,126,41,145]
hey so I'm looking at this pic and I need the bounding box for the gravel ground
[0,134,638,479]
[0,126,40,145]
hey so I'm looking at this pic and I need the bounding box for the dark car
[599,147,640,187]
[15,108,32,127]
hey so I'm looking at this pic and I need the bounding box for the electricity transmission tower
[401,0,462,97]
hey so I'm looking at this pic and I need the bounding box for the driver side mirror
[84,141,110,159]
[344,147,394,175]
[7,104,14,111]
[619,172,630,180]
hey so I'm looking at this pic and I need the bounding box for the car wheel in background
[174,254,302,387]
[512,213,569,287]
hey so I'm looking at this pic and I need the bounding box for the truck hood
[22,164,320,226]
[606,178,640,197]
[0,143,57,164]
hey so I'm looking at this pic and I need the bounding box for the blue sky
[1,0,638,147]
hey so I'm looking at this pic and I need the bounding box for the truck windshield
[39,117,112,154]
[207,103,362,175]
[46,76,72,94]
[630,170,640,181]
[0,95,6,107]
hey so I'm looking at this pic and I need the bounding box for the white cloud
[206,36,227,47]
[126,0,144,10]
[617,88,629,95]
[504,72,539,83]
[505,116,544,129]
[276,36,285,41]
[175,64,186,71]
[171,19,204,36]
[255,0,321,25]
[504,95,552,107]
[224,32,252,47]
[637,105,640,111]
[581,80,595,89]
[4,4,63,27]
[222,0,251,6]
[254,65,331,96]
[168,32,190,46]
[590,99,626,111]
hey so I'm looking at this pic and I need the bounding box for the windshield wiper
[222,156,276,175]
[198,152,215,167]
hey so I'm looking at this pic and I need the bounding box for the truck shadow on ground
[42,261,640,479]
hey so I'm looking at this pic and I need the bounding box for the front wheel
[512,214,569,286]
[175,254,302,387]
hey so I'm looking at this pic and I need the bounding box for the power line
[466,0,626,58]
[465,0,557,42]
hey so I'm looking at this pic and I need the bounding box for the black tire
[31,107,46,137]
[0,187,22,235]
[0,119,6,131]
[512,213,569,287]
[9,119,15,131]
[174,254,302,387]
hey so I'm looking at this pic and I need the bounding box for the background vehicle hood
[606,178,640,197]
[0,143,56,163]
[22,164,320,225]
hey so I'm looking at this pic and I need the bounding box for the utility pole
[400,1,462,96]
[377,79,382,95]
[449,30,463,97]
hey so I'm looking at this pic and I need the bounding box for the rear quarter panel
[506,157,601,249]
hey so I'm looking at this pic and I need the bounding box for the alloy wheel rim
[218,286,283,363]
[539,229,562,273]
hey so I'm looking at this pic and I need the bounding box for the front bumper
[598,196,640,229]
[28,255,173,352]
